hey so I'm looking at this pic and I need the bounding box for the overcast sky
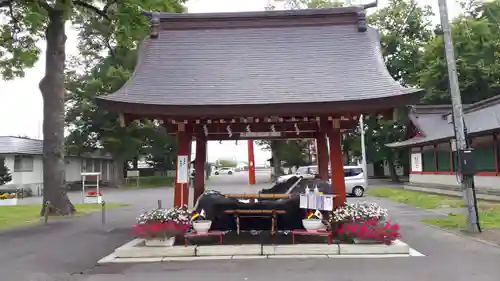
[0,0,462,164]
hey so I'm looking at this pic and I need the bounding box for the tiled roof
[98,7,420,110]
[0,136,43,155]
[0,136,112,159]
[387,95,500,148]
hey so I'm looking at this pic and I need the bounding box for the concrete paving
[1,173,500,281]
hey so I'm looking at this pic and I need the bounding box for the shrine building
[387,95,500,191]
[97,6,421,208]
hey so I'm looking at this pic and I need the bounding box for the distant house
[386,95,500,189]
[0,136,115,193]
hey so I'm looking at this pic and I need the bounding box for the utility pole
[437,0,480,233]
[359,115,368,186]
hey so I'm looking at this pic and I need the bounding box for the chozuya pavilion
[97,4,421,208]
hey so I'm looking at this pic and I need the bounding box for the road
[1,172,500,281]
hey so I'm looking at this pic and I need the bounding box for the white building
[0,136,115,194]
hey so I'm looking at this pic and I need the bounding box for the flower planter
[352,238,382,244]
[192,220,212,233]
[84,195,102,204]
[302,219,324,232]
[0,198,18,206]
[144,236,175,247]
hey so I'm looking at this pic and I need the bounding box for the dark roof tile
[99,9,420,109]
[387,95,500,148]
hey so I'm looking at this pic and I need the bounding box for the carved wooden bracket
[357,10,367,32]
[150,12,160,38]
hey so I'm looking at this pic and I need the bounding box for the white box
[84,196,103,204]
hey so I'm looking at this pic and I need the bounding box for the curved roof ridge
[141,6,365,21]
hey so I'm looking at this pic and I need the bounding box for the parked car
[328,166,366,197]
[276,165,318,183]
[214,167,235,175]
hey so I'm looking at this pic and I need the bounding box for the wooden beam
[164,120,358,134]
[204,131,318,141]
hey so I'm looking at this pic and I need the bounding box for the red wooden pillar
[194,133,207,204]
[327,122,347,207]
[174,127,190,207]
[316,131,329,180]
[248,140,256,185]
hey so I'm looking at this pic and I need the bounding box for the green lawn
[421,204,500,229]
[368,187,464,209]
[368,187,500,229]
[0,203,128,230]
[120,176,175,189]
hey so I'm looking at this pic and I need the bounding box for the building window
[422,145,435,172]
[436,142,451,172]
[472,135,496,172]
[85,159,93,172]
[102,161,108,181]
[14,155,34,172]
[93,160,101,173]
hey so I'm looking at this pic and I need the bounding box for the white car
[214,167,235,175]
[328,166,367,197]
[276,166,318,183]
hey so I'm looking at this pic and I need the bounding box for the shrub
[0,164,12,186]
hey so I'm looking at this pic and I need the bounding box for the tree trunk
[39,11,75,216]
[111,157,126,187]
[386,152,400,183]
[271,140,283,176]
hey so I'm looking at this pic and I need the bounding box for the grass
[0,203,128,230]
[368,188,464,209]
[120,176,175,189]
[421,203,500,229]
[368,187,500,229]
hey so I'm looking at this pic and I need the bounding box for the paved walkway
[2,174,500,280]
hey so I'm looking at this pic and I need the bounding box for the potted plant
[133,206,190,247]
[0,193,17,206]
[337,219,401,244]
[191,209,211,233]
[84,190,102,204]
[302,210,324,232]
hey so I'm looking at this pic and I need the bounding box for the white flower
[330,202,388,223]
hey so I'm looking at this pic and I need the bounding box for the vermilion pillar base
[174,130,190,207]
[248,140,256,185]
[316,131,329,180]
[328,128,347,207]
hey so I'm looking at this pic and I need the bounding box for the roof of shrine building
[386,95,500,148]
[97,6,422,117]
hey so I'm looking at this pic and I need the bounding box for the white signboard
[127,170,139,178]
[239,132,281,138]
[450,139,457,151]
[176,155,189,184]
[299,194,334,211]
[411,153,422,172]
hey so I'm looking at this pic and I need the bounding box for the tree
[65,48,178,186]
[0,0,185,215]
[368,0,434,86]
[216,159,238,168]
[0,161,12,186]
[417,0,500,104]
[360,0,434,181]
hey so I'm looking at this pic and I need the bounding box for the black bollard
[157,199,162,209]
[44,201,51,224]
[101,200,106,225]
